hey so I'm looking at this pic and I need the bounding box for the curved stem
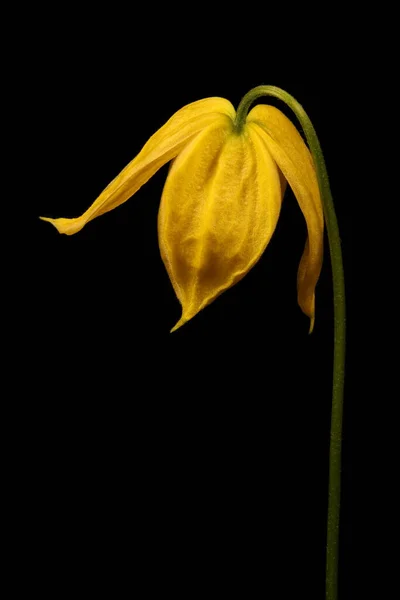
[236,86,345,600]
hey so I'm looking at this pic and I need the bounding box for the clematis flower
[41,97,323,332]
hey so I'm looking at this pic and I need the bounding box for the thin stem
[235,86,345,600]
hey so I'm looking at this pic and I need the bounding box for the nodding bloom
[41,97,323,332]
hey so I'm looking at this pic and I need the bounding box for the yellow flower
[41,97,323,332]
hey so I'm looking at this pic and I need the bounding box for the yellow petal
[40,98,235,235]
[247,105,324,332]
[158,122,283,332]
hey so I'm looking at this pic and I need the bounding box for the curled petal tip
[308,315,315,335]
[39,216,85,236]
[39,216,55,225]
[170,316,189,333]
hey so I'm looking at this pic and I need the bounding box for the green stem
[236,86,346,600]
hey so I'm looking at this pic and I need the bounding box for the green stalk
[235,86,346,600]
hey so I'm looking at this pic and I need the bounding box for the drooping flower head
[41,96,323,332]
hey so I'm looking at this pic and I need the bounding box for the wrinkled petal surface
[158,122,283,331]
[40,98,235,235]
[247,105,324,331]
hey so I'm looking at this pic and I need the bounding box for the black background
[23,10,356,599]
